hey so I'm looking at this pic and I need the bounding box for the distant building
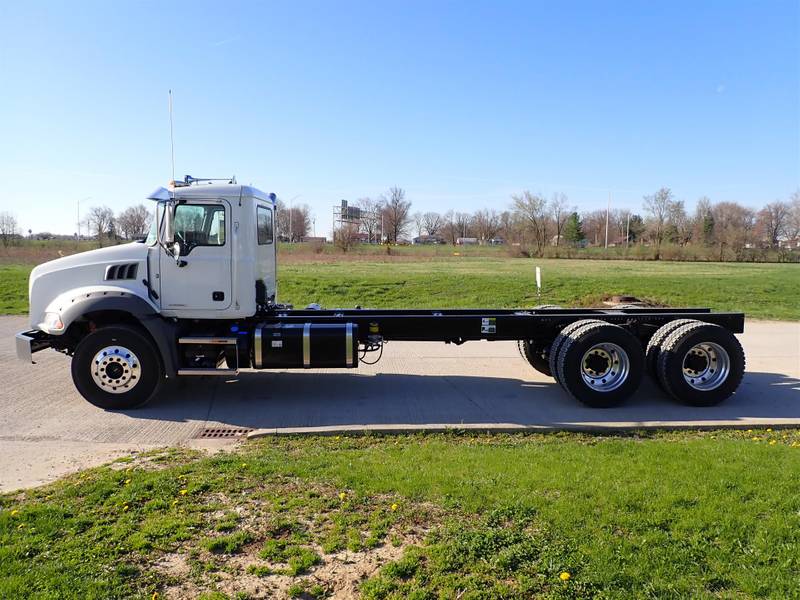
[456,237,478,245]
[412,235,445,245]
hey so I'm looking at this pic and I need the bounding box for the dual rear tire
[521,318,745,408]
[648,320,745,406]
[549,320,644,407]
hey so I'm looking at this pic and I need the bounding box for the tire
[71,325,163,410]
[517,339,552,376]
[549,319,604,384]
[517,305,562,376]
[655,322,745,406]
[555,322,644,407]
[645,319,698,377]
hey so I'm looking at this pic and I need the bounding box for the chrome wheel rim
[90,345,140,394]
[682,342,730,391]
[580,343,630,391]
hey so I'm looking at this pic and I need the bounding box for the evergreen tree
[563,212,585,245]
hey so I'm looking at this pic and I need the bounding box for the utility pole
[604,191,610,249]
[626,211,631,248]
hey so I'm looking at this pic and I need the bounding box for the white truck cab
[26,178,277,335]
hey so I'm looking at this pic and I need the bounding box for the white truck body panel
[26,182,277,329]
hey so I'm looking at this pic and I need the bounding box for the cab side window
[257,205,273,245]
[173,204,226,251]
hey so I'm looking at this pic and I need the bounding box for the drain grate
[195,427,253,439]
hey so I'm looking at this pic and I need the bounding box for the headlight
[43,312,64,331]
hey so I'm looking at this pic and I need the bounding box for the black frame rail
[266,307,745,344]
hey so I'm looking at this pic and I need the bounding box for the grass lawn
[2,258,799,320]
[2,431,799,599]
[278,258,800,321]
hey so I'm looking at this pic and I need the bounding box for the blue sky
[0,0,797,236]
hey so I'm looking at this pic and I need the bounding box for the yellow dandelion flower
[338,492,346,501]
[335,435,341,441]
[123,504,129,511]
[125,478,132,485]
[751,437,760,441]
[172,500,179,506]
[10,509,19,516]
[152,593,159,600]
[391,503,398,512]
[17,523,25,529]
[559,571,571,581]
[769,440,777,445]
[179,489,188,495]
[240,462,248,467]
[767,428,773,432]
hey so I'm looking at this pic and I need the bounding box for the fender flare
[58,291,179,377]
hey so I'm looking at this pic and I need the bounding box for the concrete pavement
[1,315,798,491]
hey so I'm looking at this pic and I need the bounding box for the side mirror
[163,203,176,244]
[172,241,182,264]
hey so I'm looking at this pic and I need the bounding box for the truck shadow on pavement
[135,370,800,431]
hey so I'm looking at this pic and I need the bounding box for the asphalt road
[1,315,798,491]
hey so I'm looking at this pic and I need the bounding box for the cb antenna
[168,89,176,184]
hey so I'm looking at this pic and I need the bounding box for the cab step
[177,368,239,376]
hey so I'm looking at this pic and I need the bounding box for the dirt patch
[159,529,427,599]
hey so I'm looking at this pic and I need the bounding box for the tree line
[336,187,800,260]
[0,204,153,246]
[2,188,799,262]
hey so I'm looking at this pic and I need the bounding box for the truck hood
[29,242,151,330]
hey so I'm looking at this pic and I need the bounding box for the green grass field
[2,258,799,320]
[2,431,799,599]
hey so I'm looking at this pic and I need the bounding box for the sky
[0,0,798,237]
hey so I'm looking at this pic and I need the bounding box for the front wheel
[71,325,163,410]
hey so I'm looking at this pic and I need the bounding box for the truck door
[159,199,233,311]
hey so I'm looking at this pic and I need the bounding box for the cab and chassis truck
[16,177,746,410]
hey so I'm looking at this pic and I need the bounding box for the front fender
[42,286,178,377]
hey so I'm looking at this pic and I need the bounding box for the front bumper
[15,330,52,363]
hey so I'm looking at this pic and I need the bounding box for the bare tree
[334,222,359,252]
[581,210,607,246]
[275,200,311,242]
[0,211,19,246]
[422,212,442,237]
[787,191,800,241]
[473,209,500,243]
[412,212,425,238]
[549,193,570,246]
[440,211,458,245]
[512,191,549,255]
[86,206,116,246]
[643,187,675,258]
[116,204,152,240]
[757,201,790,247]
[667,200,691,246]
[694,197,715,245]
[381,186,411,243]
[454,212,472,240]
[712,201,756,260]
[356,197,382,243]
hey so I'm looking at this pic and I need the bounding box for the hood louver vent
[104,263,139,281]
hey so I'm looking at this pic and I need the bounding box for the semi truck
[16,177,746,410]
